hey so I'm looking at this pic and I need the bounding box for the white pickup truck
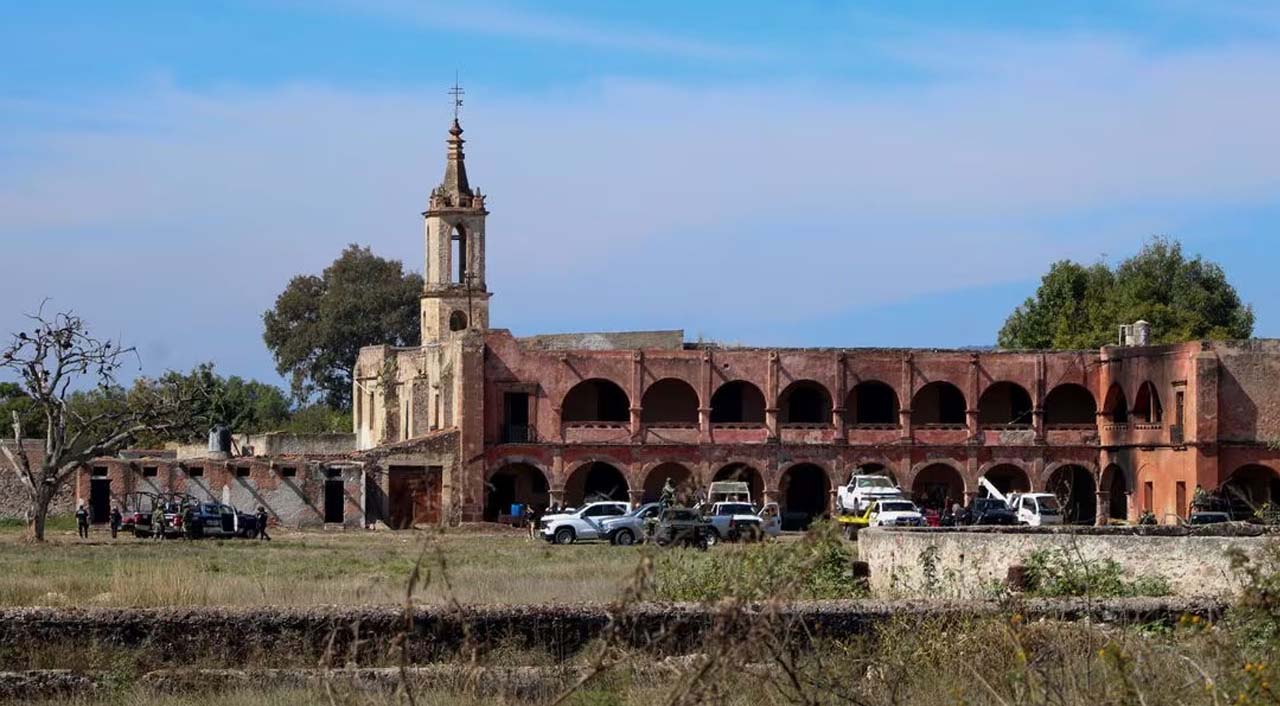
[704,501,782,543]
[835,474,903,515]
[978,477,1062,527]
[539,501,631,544]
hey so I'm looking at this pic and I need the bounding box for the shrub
[1024,548,1170,598]
[649,520,861,602]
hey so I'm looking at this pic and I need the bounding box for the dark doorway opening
[484,463,550,521]
[911,463,965,511]
[503,392,531,442]
[565,462,629,506]
[641,379,699,424]
[713,463,764,505]
[324,475,345,523]
[780,464,830,531]
[89,468,110,524]
[1048,465,1097,525]
[1103,465,1129,521]
[1044,384,1097,426]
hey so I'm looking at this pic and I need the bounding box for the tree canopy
[998,237,1254,350]
[262,245,422,410]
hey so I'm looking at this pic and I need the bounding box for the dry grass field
[0,523,644,607]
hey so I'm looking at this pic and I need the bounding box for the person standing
[255,506,271,541]
[75,504,90,539]
[152,504,166,541]
[109,506,122,539]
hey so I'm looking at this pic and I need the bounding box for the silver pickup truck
[703,501,781,544]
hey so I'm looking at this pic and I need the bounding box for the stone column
[1032,353,1046,443]
[967,353,980,438]
[900,352,914,442]
[765,351,779,441]
[630,351,643,441]
[628,488,644,507]
[1095,490,1109,526]
[833,352,847,445]
[549,488,565,510]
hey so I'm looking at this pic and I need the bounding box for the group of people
[73,502,272,541]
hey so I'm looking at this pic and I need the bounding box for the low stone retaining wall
[859,526,1279,598]
[0,599,1224,669]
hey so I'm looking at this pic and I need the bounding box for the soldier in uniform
[255,506,271,541]
[75,504,90,539]
[109,506,122,539]
[660,477,676,508]
[152,503,166,540]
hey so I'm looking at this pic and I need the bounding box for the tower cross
[449,75,464,120]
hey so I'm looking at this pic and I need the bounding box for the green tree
[135,364,293,445]
[998,237,1254,349]
[262,245,422,410]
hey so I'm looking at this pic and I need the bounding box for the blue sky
[2,1,1279,386]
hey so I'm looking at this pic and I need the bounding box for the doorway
[324,473,345,523]
[89,467,110,524]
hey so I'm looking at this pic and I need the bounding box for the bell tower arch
[421,116,490,344]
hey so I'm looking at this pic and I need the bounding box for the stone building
[53,115,1280,530]
[352,116,1280,528]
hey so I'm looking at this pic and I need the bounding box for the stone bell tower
[420,115,490,344]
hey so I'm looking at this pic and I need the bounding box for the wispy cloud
[2,30,1278,379]
[311,0,769,62]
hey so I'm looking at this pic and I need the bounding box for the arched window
[1103,384,1128,423]
[1048,465,1097,525]
[710,381,766,424]
[779,380,832,425]
[450,224,467,284]
[562,379,630,423]
[565,462,629,506]
[1044,384,1097,426]
[846,381,899,426]
[911,463,965,511]
[977,382,1033,427]
[1132,382,1163,424]
[449,311,468,332]
[641,379,699,424]
[779,464,830,530]
[912,381,966,426]
[484,463,549,522]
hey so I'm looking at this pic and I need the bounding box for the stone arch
[979,462,1031,496]
[641,462,693,503]
[484,462,550,522]
[710,380,766,424]
[911,462,966,511]
[564,461,630,506]
[779,463,831,530]
[1047,464,1097,524]
[978,382,1033,427]
[1101,463,1130,521]
[641,378,699,424]
[1102,383,1128,423]
[1132,381,1164,424]
[562,378,630,423]
[778,380,833,425]
[912,381,967,426]
[1223,464,1280,511]
[449,310,468,332]
[1044,383,1097,426]
[845,381,899,426]
[849,459,898,486]
[713,462,765,505]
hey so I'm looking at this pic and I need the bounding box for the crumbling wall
[860,527,1275,598]
[0,441,75,520]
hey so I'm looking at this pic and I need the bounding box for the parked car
[650,507,714,549]
[540,501,630,544]
[703,501,780,544]
[866,498,926,528]
[601,502,663,546]
[1188,510,1232,525]
[1007,493,1064,526]
[947,497,1018,526]
[122,492,196,538]
[836,474,903,515]
[183,502,260,539]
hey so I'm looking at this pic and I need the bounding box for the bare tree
[0,306,200,541]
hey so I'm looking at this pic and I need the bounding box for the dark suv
[183,502,260,539]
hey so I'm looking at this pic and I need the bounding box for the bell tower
[421,106,490,344]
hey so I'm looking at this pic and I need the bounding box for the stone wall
[859,526,1277,598]
[0,441,76,520]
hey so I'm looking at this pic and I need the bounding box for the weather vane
[449,72,464,120]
